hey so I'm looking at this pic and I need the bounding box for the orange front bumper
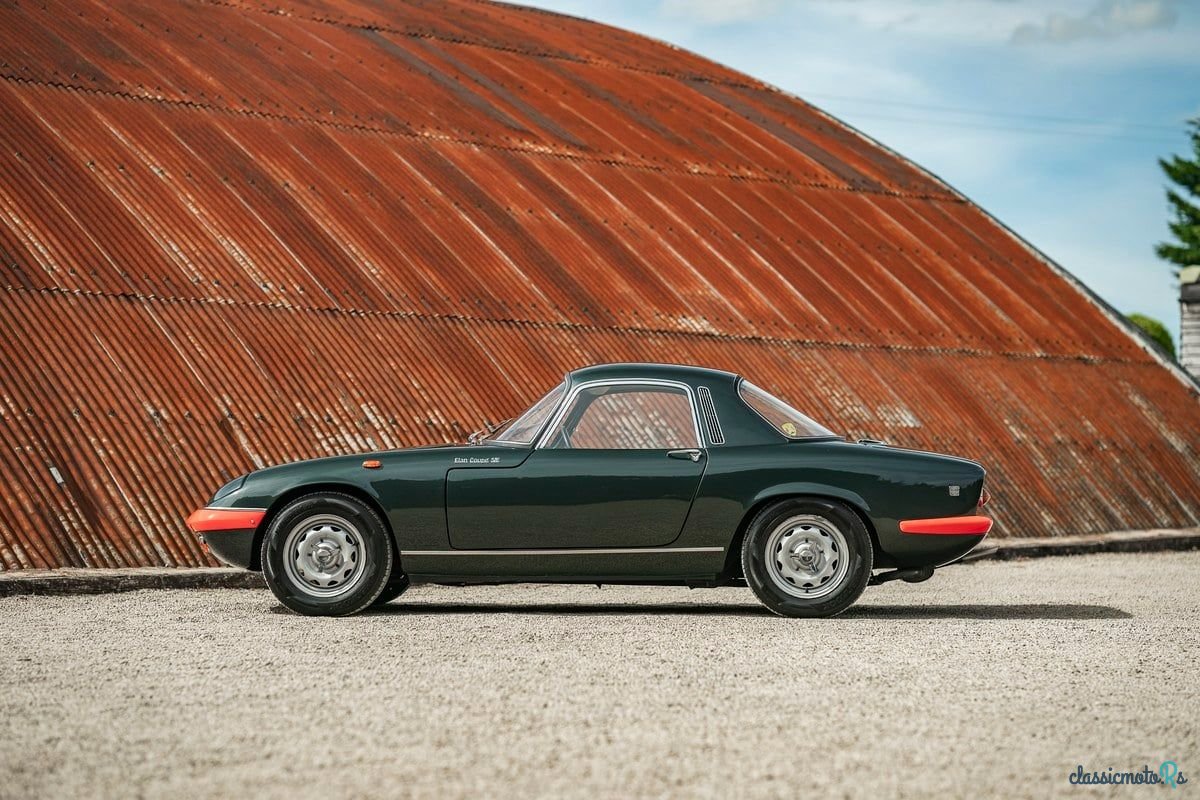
[185,507,266,533]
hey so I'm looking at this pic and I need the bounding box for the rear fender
[722,483,887,575]
[748,482,872,517]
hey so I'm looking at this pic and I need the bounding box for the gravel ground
[2,552,1197,799]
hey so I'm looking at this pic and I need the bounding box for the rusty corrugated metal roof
[0,0,1197,569]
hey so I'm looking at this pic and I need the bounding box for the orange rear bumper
[899,515,993,535]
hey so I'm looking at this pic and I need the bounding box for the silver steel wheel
[282,514,367,598]
[763,514,850,600]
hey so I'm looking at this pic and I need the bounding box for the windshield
[490,382,566,444]
[738,380,837,439]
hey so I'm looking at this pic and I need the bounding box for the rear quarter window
[738,380,837,439]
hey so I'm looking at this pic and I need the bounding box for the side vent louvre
[697,386,725,445]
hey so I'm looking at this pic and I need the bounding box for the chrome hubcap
[764,514,849,599]
[282,514,365,598]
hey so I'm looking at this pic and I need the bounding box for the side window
[545,385,699,450]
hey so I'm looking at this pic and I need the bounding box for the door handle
[668,449,704,462]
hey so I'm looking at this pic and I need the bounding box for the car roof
[566,362,739,387]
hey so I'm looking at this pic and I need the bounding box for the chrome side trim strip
[401,547,724,556]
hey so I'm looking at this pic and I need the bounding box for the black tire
[371,573,411,606]
[261,491,394,616]
[741,497,872,618]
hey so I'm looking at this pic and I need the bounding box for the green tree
[1156,117,1200,274]
[1127,313,1176,360]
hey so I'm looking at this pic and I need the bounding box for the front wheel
[371,573,411,606]
[741,498,872,618]
[261,491,394,616]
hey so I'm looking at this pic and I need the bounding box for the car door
[447,381,707,549]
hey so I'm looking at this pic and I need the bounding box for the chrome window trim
[696,386,725,446]
[535,378,705,451]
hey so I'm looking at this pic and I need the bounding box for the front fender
[191,456,394,570]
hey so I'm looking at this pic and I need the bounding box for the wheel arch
[721,488,885,579]
[249,482,397,571]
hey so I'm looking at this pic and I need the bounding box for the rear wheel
[261,492,394,616]
[741,498,872,618]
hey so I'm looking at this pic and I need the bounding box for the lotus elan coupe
[187,363,993,618]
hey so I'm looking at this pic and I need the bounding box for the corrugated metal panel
[0,0,1197,569]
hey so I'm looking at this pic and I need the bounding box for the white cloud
[1011,0,1179,44]
[756,51,932,104]
[658,0,783,26]
[805,0,1034,43]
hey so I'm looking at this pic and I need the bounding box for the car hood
[246,441,528,480]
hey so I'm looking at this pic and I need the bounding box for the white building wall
[1181,267,1200,379]
[1182,300,1200,378]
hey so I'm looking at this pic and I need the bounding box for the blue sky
[518,0,1199,345]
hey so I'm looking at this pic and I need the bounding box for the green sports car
[187,363,993,618]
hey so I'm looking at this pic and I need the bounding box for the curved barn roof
[0,0,1197,568]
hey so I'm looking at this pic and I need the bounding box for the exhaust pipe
[869,566,935,586]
